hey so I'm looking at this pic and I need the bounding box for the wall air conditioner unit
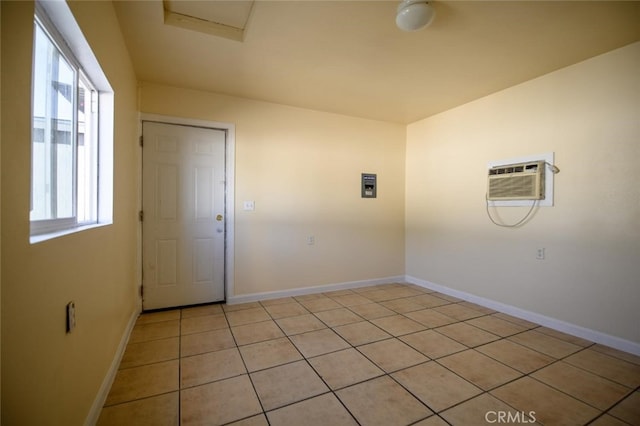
[487,161,545,201]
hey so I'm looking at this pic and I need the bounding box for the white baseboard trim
[226,275,406,305]
[85,307,141,426]
[405,275,640,356]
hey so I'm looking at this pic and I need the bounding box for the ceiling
[113,1,640,124]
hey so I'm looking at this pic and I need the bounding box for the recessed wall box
[361,173,377,198]
[487,161,545,201]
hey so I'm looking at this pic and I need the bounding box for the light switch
[243,201,255,211]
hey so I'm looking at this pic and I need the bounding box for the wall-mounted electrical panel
[487,161,545,201]
[361,173,377,198]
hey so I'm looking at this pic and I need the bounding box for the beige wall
[140,83,406,297]
[1,1,637,421]
[1,1,139,424]
[406,42,640,345]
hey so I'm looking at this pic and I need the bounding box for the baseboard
[405,275,640,357]
[226,275,406,305]
[84,307,141,426]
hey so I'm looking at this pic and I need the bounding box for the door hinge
[139,210,144,222]
[140,284,144,299]
[139,135,143,147]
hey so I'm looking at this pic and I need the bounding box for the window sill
[30,222,112,244]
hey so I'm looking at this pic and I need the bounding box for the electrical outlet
[66,301,76,333]
[307,236,315,245]
[536,248,545,260]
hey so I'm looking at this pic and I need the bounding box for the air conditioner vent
[487,161,545,201]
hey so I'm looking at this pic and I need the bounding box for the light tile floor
[97,283,640,426]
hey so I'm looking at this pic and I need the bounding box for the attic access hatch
[163,0,255,42]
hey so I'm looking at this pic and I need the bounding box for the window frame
[30,0,114,243]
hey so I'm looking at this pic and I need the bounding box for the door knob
[216,214,223,221]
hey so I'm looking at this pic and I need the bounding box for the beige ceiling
[113,1,640,124]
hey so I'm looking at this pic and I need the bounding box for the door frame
[139,113,235,307]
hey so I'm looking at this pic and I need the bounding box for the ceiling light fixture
[396,0,435,32]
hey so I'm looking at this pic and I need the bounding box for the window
[31,2,113,240]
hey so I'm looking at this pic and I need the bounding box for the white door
[142,121,226,310]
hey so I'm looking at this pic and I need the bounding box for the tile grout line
[259,297,363,425]
[325,291,445,422]
[390,302,595,422]
[261,289,436,424]
[250,287,621,423]
[101,284,640,425]
[521,347,638,416]
[340,291,634,422]
[421,319,618,417]
[222,305,271,424]
[596,384,639,425]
